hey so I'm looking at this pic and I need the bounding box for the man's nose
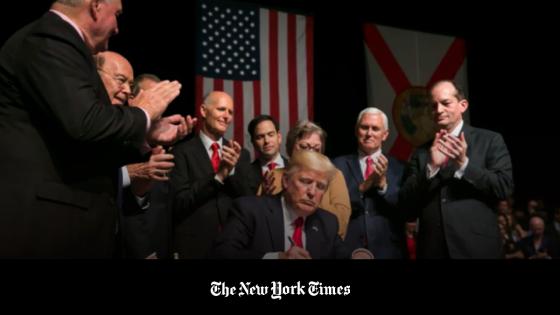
[225,112,233,121]
[122,83,132,96]
[306,184,316,197]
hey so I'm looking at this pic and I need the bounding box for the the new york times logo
[210,281,351,300]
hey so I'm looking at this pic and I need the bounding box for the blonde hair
[285,150,336,183]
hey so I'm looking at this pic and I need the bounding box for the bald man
[171,91,252,258]
[95,51,185,258]
[96,51,134,105]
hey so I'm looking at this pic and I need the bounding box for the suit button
[441,198,447,203]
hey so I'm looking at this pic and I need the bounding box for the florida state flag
[363,23,469,161]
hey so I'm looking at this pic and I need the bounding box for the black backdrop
[2,0,558,209]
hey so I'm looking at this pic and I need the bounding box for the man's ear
[200,104,208,119]
[459,99,469,114]
[90,0,102,21]
[381,129,389,142]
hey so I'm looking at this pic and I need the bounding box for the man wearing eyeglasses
[95,51,190,259]
[96,51,134,106]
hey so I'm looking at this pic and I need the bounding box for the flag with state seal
[363,23,469,161]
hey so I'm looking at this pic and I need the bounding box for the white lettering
[210,281,236,297]
[238,282,269,297]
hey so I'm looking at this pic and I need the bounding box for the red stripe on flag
[253,81,261,117]
[389,133,414,161]
[428,38,467,87]
[306,16,314,121]
[233,81,244,146]
[287,14,299,128]
[214,79,224,92]
[363,24,411,95]
[269,10,280,121]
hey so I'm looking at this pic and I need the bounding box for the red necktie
[267,162,277,171]
[210,142,220,173]
[263,162,277,176]
[292,217,304,248]
[406,236,417,260]
[364,157,374,179]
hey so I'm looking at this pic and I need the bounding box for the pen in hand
[288,236,295,247]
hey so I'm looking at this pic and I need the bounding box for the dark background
[2,0,558,209]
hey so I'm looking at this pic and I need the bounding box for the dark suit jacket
[247,156,289,195]
[212,196,351,259]
[170,135,251,258]
[334,154,405,258]
[517,234,560,259]
[0,12,147,257]
[118,180,175,259]
[399,125,514,259]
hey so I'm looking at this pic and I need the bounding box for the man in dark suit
[399,80,514,259]
[0,0,189,258]
[95,51,185,259]
[171,91,252,258]
[334,107,405,259]
[213,150,373,259]
[246,115,288,194]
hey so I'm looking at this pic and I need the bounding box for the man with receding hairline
[0,0,188,257]
[400,80,513,259]
[171,91,252,259]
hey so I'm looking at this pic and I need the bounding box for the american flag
[195,0,314,157]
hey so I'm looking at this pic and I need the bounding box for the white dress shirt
[427,120,469,179]
[259,154,285,175]
[199,131,235,183]
[263,197,306,259]
[358,149,387,194]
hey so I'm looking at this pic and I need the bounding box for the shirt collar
[261,153,285,168]
[450,120,464,137]
[281,197,305,226]
[199,130,223,151]
[359,148,382,162]
[50,9,85,41]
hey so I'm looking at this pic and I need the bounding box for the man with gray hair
[334,107,406,259]
[0,0,188,257]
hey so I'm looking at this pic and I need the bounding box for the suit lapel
[461,124,474,161]
[347,155,364,186]
[305,214,323,259]
[192,136,214,175]
[251,160,263,179]
[265,197,285,252]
